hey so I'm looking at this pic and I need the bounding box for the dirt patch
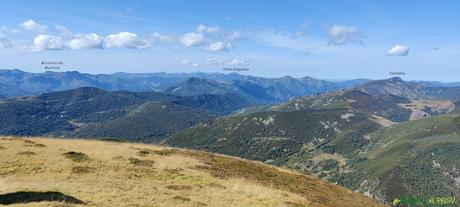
[128,158,155,167]
[17,151,36,156]
[71,166,95,174]
[0,146,6,150]
[0,191,84,205]
[165,185,192,191]
[63,151,89,162]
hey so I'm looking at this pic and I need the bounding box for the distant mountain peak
[388,77,404,82]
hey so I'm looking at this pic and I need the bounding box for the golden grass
[0,137,385,207]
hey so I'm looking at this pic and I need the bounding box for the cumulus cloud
[196,24,220,33]
[386,44,410,56]
[33,34,65,51]
[68,33,103,49]
[179,25,244,52]
[0,33,12,49]
[327,25,365,45]
[20,20,47,33]
[180,32,204,47]
[55,25,72,37]
[229,58,250,65]
[29,30,170,51]
[206,41,232,52]
[104,32,151,49]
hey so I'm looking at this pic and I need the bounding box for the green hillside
[74,101,216,142]
[337,114,460,204]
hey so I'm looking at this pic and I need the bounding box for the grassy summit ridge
[0,137,384,207]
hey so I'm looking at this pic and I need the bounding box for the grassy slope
[0,137,385,207]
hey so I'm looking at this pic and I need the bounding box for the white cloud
[293,31,305,38]
[229,58,250,65]
[0,33,11,49]
[104,32,150,49]
[192,63,200,67]
[55,25,72,37]
[1,26,20,34]
[33,34,64,51]
[20,20,47,33]
[180,32,204,47]
[228,31,246,41]
[148,32,174,42]
[327,25,365,45]
[206,41,232,52]
[196,24,220,33]
[386,44,410,56]
[68,33,103,49]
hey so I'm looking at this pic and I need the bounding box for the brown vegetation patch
[128,158,155,167]
[23,139,36,144]
[194,201,207,206]
[33,143,46,148]
[17,151,36,156]
[135,148,179,156]
[163,168,184,176]
[112,156,124,160]
[172,195,191,202]
[71,166,95,174]
[63,151,89,162]
[206,183,226,189]
[284,201,308,207]
[165,184,192,191]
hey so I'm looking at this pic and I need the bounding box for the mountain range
[1,69,460,206]
[0,69,368,102]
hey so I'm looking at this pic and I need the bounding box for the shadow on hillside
[0,191,84,205]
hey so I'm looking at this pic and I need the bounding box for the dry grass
[398,100,455,120]
[0,137,385,207]
[370,115,396,127]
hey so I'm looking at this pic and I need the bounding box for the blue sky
[0,0,459,81]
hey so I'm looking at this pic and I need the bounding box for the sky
[0,0,459,81]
